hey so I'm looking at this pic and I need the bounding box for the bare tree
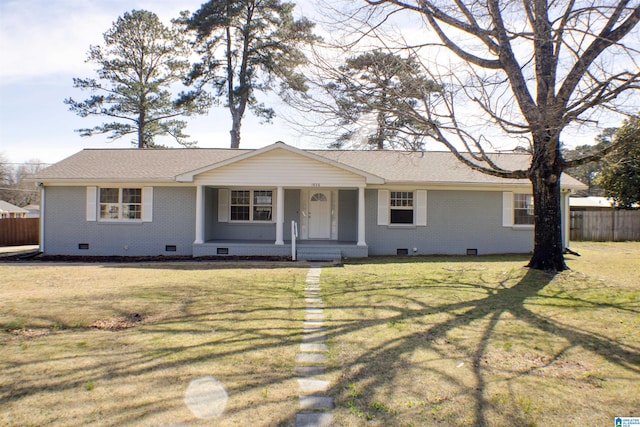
[328,0,640,271]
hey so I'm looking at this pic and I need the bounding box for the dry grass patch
[321,245,640,426]
[0,263,308,426]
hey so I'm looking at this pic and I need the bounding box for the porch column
[194,185,204,244]
[357,186,366,246]
[275,186,284,245]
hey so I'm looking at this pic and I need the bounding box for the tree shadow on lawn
[311,267,640,426]
[1,283,308,426]
[3,264,639,426]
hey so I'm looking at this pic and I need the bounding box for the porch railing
[291,220,298,261]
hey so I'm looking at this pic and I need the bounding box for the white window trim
[220,189,276,223]
[378,189,427,227]
[502,191,534,229]
[87,186,153,223]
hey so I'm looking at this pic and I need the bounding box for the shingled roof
[31,143,586,189]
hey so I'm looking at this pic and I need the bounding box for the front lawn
[0,264,307,426]
[321,242,640,426]
[1,242,638,426]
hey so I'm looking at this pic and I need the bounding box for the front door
[308,191,331,239]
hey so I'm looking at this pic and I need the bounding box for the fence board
[0,218,39,246]
[570,210,640,242]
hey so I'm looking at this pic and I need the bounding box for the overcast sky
[0,0,317,166]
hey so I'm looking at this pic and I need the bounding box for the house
[0,200,28,219]
[29,142,586,260]
[23,204,41,218]
[570,196,615,211]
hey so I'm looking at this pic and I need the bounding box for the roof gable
[176,142,384,184]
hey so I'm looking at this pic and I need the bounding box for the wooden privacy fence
[0,218,39,246]
[570,210,640,242]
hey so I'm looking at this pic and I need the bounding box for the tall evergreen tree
[597,116,640,208]
[326,51,440,150]
[65,10,210,148]
[182,0,318,148]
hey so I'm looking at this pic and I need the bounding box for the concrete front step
[297,247,342,262]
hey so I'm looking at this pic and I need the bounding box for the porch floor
[193,239,368,259]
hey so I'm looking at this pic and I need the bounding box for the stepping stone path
[295,267,334,427]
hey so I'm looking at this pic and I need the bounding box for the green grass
[0,263,308,426]
[1,243,638,426]
[321,242,640,426]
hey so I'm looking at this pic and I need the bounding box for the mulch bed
[0,252,291,263]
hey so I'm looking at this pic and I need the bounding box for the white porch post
[275,186,284,245]
[194,185,204,244]
[357,186,366,246]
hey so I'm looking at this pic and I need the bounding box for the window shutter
[502,192,513,226]
[218,189,229,222]
[377,190,389,225]
[416,190,427,226]
[142,187,153,222]
[86,186,97,222]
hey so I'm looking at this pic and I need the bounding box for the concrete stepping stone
[297,378,330,393]
[303,320,324,328]
[296,412,334,427]
[302,334,327,342]
[296,353,327,364]
[297,267,333,426]
[294,366,326,376]
[299,395,335,410]
[305,313,325,320]
[300,343,328,352]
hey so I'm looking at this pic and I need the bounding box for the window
[99,188,142,220]
[230,190,272,222]
[390,191,414,224]
[514,194,534,225]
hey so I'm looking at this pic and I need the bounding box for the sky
[0,0,631,167]
[0,0,318,166]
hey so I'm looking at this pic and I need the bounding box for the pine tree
[65,10,210,148]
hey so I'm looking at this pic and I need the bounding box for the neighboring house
[23,204,41,218]
[0,200,28,219]
[570,196,615,211]
[570,196,639,211]
[29,142,586,259]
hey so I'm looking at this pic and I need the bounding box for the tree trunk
[230,110,241,149]
[528,153,567,271]
[138,110,145,148]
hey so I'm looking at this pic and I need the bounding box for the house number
[312,183,321,187]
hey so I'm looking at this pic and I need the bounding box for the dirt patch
[9,328,51,339]
[91,314,144,330]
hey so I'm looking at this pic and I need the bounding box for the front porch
[192,239,368,261]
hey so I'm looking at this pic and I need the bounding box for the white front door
[308,191,331,239]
